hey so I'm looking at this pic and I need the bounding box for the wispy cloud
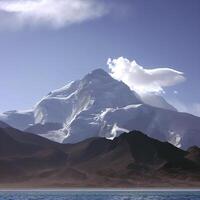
[0,0,108,29]
[108,57,186,94]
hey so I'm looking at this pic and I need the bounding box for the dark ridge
[0,125,200,187]
[186,146,200,165]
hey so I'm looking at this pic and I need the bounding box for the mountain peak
[84,68,111,81]
[90,68,109,75]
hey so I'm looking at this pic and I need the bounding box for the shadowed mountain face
[0,125,200,188]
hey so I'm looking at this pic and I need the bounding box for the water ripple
[0,191,200,200]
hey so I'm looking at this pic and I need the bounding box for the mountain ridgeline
[0,123,200,188]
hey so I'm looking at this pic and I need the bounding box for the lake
[0,190,200,200]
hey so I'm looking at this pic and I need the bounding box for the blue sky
[0,0,200,116]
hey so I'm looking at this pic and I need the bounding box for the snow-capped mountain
[34,69,141,124]
[1,68,200,149]
[33,69,142,143]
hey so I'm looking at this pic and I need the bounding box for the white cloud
[0,0,108,29]
[108,57,186,94]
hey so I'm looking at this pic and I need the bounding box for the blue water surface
[0,190,200,200]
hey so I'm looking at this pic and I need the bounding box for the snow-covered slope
[94,104,200,149]
[33,69,142,143]
[1,68,200,149]
[139,93,177,111]
[34,69,141,125]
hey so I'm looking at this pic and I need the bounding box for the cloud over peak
[0,0,108,29]
[108,57,185,94]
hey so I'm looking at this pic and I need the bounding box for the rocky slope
[0,125,200,188]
